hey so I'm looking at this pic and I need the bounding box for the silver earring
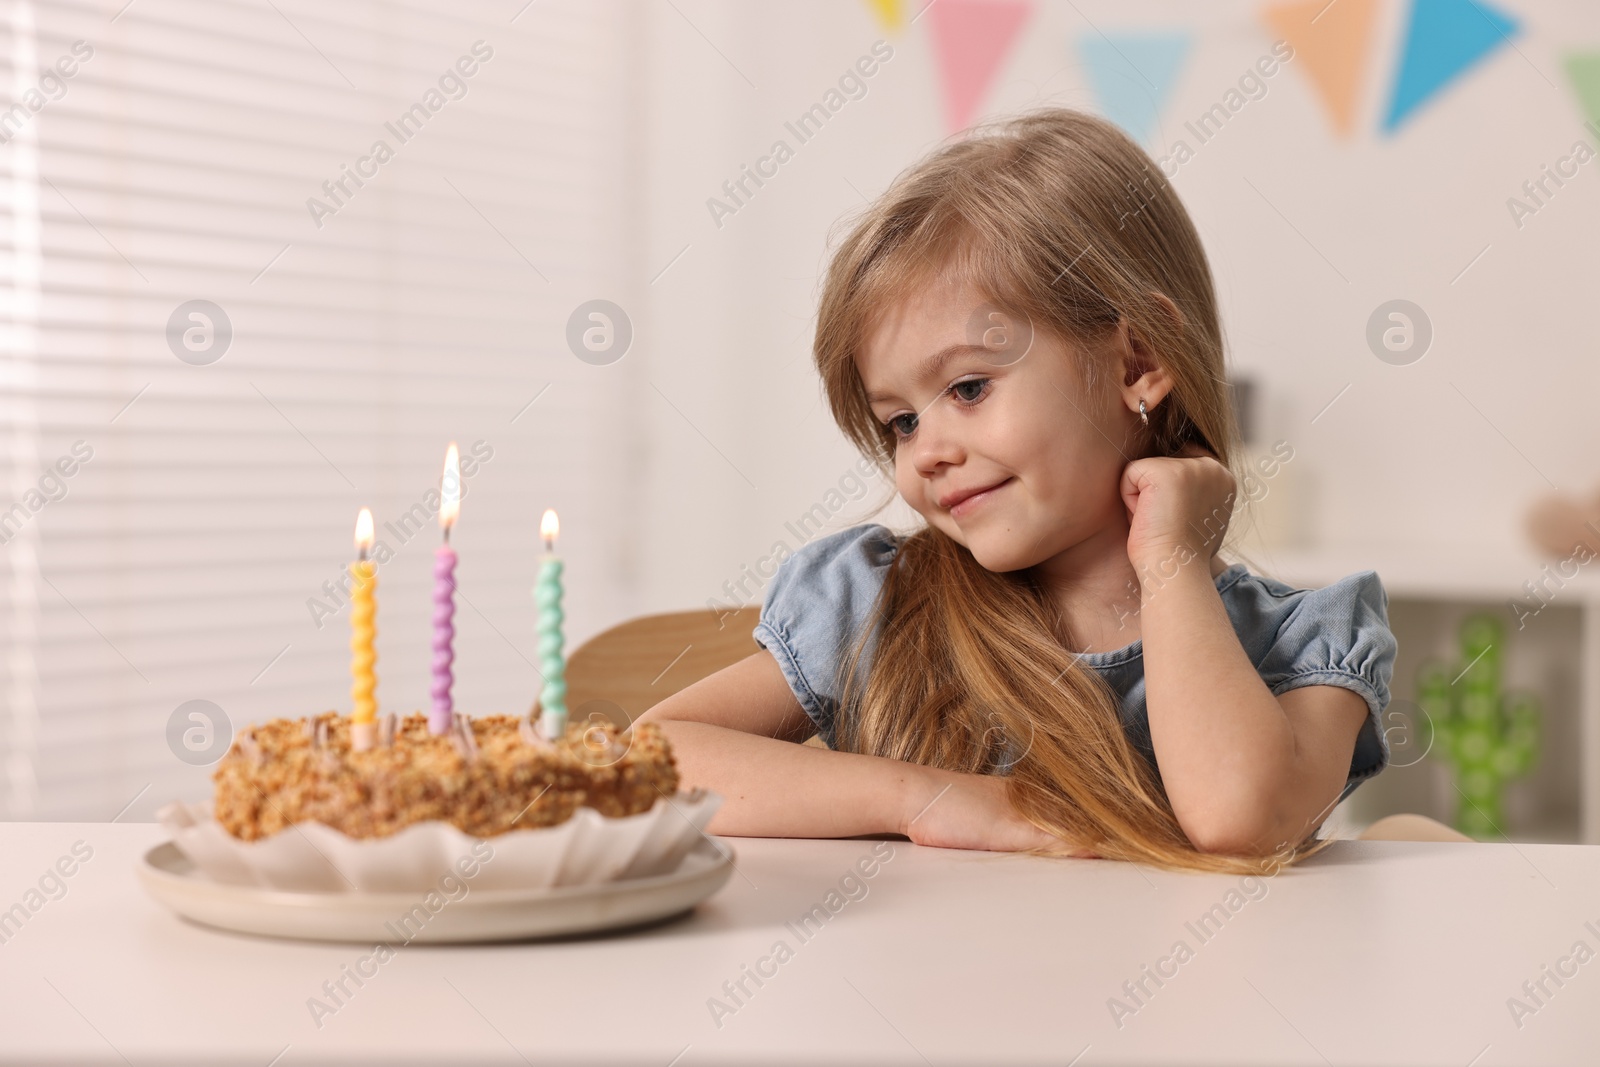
[1138,398,1149,426]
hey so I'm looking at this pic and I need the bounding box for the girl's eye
[951,377,990,404]
[887,413,918,439]
[882,378,992,442]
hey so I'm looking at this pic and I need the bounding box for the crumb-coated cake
[211,711,678,841]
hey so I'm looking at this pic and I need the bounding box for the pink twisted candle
[430,544,456,734]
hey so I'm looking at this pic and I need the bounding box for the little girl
[637,108,1398,875]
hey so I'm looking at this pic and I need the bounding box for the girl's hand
[900,766,1100,857]
[1119,440,1236,572]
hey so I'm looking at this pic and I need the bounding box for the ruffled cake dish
[155,712,721,893]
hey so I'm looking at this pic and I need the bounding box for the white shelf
[1232,541,1600,604]
[1232,540,1600,846]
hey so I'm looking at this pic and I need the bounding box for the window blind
[0,0,642,819]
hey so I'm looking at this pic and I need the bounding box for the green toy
[1415,613,1541,840]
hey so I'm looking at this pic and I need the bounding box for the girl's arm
[1139,563,1368,856]
[635,650,1069,851]
[1122,443,1369,856]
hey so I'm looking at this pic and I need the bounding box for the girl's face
[858,276,1155,574]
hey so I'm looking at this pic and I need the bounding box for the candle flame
[540,508,559,549]
[354,507,374,554]
[439,442,461,529]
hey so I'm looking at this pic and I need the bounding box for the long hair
[813,108,1335,874]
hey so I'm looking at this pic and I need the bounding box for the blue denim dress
[752,524,1398,807]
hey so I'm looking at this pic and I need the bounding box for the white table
[2,823,1597,1066]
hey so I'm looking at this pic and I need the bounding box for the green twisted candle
[536,509,567,740]
[1418,613,1540,839]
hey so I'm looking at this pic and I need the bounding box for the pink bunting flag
[927,0,1034,133]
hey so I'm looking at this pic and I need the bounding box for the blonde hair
[813,108,1334,874]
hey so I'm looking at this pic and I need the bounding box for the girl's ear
[1115,330,1173,415]
[1115,292,1183,417]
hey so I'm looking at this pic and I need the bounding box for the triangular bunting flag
[865,0,904,35]
[1262,0,1377,137]
[1564,52,1600,128]
[1382,0,1519,134]
[928,0,1034,133]
[1077,31,1191,145]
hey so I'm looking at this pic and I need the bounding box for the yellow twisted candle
[350,507,378,752]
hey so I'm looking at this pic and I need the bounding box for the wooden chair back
[561,607,762,727]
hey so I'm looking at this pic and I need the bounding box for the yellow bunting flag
[864,0,904,34]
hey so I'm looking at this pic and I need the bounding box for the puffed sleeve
[1252,570,1399,801]
[751,524,900,748]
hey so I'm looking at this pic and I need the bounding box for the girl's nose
[910,410,964,476]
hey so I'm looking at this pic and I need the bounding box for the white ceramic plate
[137,837,736,943]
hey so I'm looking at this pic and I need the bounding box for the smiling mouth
[942,477,1013,516]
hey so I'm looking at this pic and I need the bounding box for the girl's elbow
[1183,808,1276,857]
[632,704,667,726]
[1190,826,1263,856]
[632,700,688,729]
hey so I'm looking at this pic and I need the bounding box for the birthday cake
[211,711,678,842]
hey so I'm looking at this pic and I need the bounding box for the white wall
[629,0,1600,616]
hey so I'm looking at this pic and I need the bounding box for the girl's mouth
[945,477,1013,518]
